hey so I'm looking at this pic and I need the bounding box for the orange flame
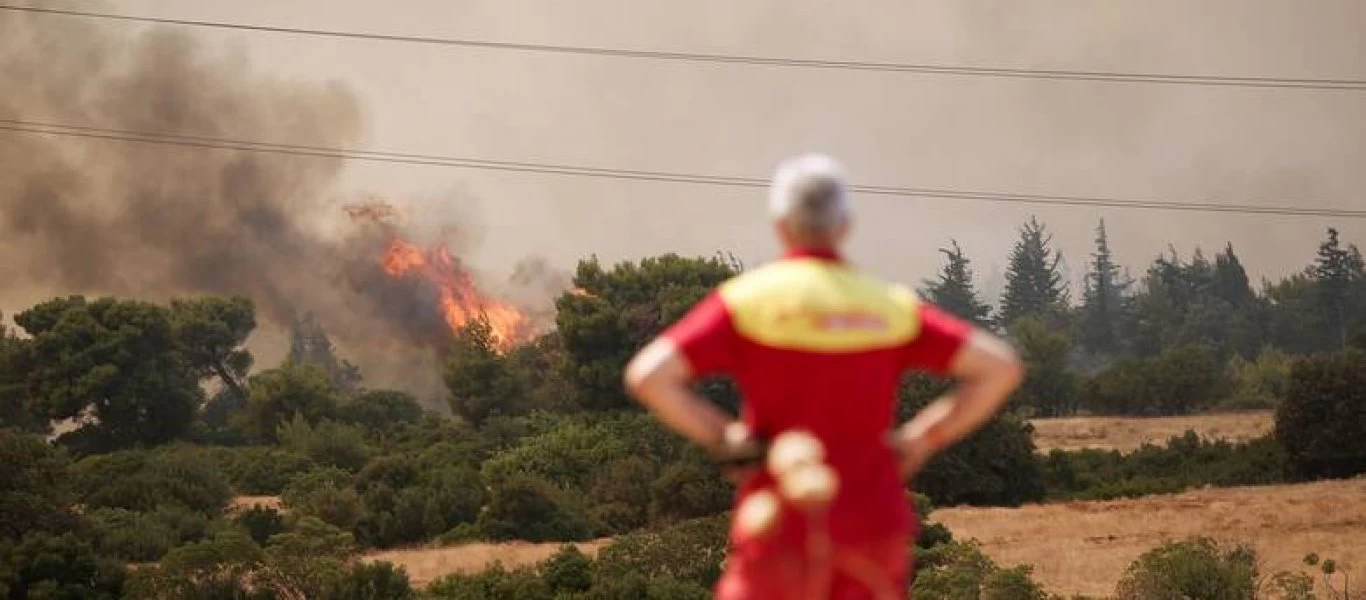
[381,237,530,351]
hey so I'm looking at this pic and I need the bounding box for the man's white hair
[768,153,850,243]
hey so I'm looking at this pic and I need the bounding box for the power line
[3,118,1363,220]
[3,4,1364,91]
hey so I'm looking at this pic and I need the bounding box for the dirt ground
[1028,411,1274,453]
[363,540,611,588]
[932,478,1366,598]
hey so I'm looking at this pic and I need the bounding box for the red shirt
[662,249,971,546]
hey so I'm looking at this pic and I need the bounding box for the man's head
[768,153,851,251]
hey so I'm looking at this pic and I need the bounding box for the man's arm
[894,328,1025,478]
[623,337,737,454]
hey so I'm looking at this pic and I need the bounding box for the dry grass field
[363,540,611,589]
[933,478,1366,598]
[1029,411,1274,453]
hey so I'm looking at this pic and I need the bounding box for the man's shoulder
[719,260,918,310]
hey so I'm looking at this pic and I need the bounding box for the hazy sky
[13,0,1366,301]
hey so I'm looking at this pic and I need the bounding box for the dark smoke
[0,6,557,401]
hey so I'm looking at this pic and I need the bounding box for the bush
[1041,432,1286,500]
[204,446,317,495]
[72,449,233,514]
[913,540,1050,600]
[277,416,372,472]
[1221,347,1292,409]
[475,474,593,542]
[0,429,77,540]
[84,508,178,562]
[593,515,728,589]
[234,505,286,545]
[426,562,552,600]
[330,560,415,600]
[1275,350,1366,479]
[1085,344,1233,415]
[281,468,364,531]
[1114,537,1257,600]
[336,390,425,433]
[0,532,127,598]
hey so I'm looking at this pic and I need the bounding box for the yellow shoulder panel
[718,259,921,352]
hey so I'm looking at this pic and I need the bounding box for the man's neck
[783,246,843,262]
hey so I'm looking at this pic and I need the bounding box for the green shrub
[84,508,178,562]
[593,515,728,589]
[1114,537,1257,600]
[0,532,127,598]
[0,429,77,540]
[336,390,425,433]
[209,446,317,495]
[330,560,415,600]
[475,474,593,542]
[1222,347,1293,409]
[1085,344,1233,415]
[281,468,364,530]
[72,449,233,514]
[1040,432,1287,501]
[234,505,286,545]
[277,416,371,472]
[425,562,552,600]
[542,545,594,593]
[1275,350,1366,479]
[913,540,1049,600]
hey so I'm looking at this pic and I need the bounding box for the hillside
[933,478,1366,598]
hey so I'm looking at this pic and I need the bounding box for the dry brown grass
[1029,411,1274,453]
[932,478,1366,598]
[229,495,283,513]
[363,540,611,589]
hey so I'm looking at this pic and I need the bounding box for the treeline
[925,220,1366,416]
[1,245,1363,598]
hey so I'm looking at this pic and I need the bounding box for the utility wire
[3,118,1363,219]
[3,4,1365,91]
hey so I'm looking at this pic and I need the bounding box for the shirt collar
[783,246,844,262]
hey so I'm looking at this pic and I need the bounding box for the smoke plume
[0,6,557,402]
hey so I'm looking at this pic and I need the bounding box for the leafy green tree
[1010,317,1080,417]
[1265,274,1331,355]
[1085,344,1231,415]
[170,296,255,403]
[555,254,736,411]
[258,517,356,598]
[1212,243,1257,309]
[999,217,1069,328]
[16,296,201,450]
[445,317,526,426]
[1275,350,1366,479]
[1076,219,1132,356]
[0,429,77,540]
[245,363,341,442]
[331,561,415,600]
[542,545,594,594]
[336,389,425,432]
[0,318,44,434]
[921,240,994,327]
[593,515,728,589]
[1114,537,1257,600]
[1312,228,1365,349]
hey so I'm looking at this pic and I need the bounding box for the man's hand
[893,330,1024,480]
[624,338,738,458]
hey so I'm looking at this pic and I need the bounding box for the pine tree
[1212,243,1255,308]
[288,312,363,393]
[1000,216,1069,328]
[1077,219,1131,355]
[1313,228,1365,349]
[920,240,994,327]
